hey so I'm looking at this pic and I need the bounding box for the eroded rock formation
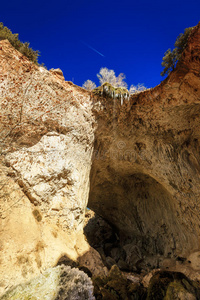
[0,41,95,232]
[89,22,200,267]
[0,22,200,297]
[0,39,104,295]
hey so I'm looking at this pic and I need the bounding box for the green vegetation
[161,26,194,76]
[93,82,129,99]
[0,22,39,64]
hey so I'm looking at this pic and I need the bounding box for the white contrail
[81,41,105,57]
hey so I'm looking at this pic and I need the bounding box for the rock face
[1,22,200,297]
[0,41,94,232]
[0,163,102,295]
[0,39,98,295]
[5,130,92,231]
[146,271,200,300]
[89,22,200,265]
[50,68,65,80]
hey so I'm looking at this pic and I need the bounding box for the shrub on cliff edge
[0,22,39,64]
[161,26,194,76]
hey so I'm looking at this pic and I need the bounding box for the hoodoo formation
[1,22,200,299]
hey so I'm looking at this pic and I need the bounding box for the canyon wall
[89,22,200,266]
[0,40,98,295]
[0,22,200,295]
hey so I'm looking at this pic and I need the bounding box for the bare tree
[115,73,128,88]
[82,80,96,91]
[97,67,128,89]
[97,67,116,86]
[129,83,147,94]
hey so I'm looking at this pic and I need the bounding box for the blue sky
[0,0,199,89]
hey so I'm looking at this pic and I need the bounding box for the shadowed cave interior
[85,172,191,273]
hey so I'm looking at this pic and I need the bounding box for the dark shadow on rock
[84,210,129,272]
[56,254,78,268]
[93,265,147,300]
[147,270,200,300]
[56,254,92,278]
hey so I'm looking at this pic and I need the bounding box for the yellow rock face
[0,166,82,295]
[0,40,98,296]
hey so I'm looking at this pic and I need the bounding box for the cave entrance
[85,172,187,272]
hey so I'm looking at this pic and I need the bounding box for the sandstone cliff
[0,22,200,296]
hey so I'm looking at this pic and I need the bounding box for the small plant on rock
[0,22,39,64]
[161,26,194,76]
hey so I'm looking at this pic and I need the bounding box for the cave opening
[84,172,187,273]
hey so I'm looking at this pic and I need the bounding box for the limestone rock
[50,67,65,79]
[5,131,91,232]
[0,39,95,235]
[0,39,96,296]
[0,166,82,295]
